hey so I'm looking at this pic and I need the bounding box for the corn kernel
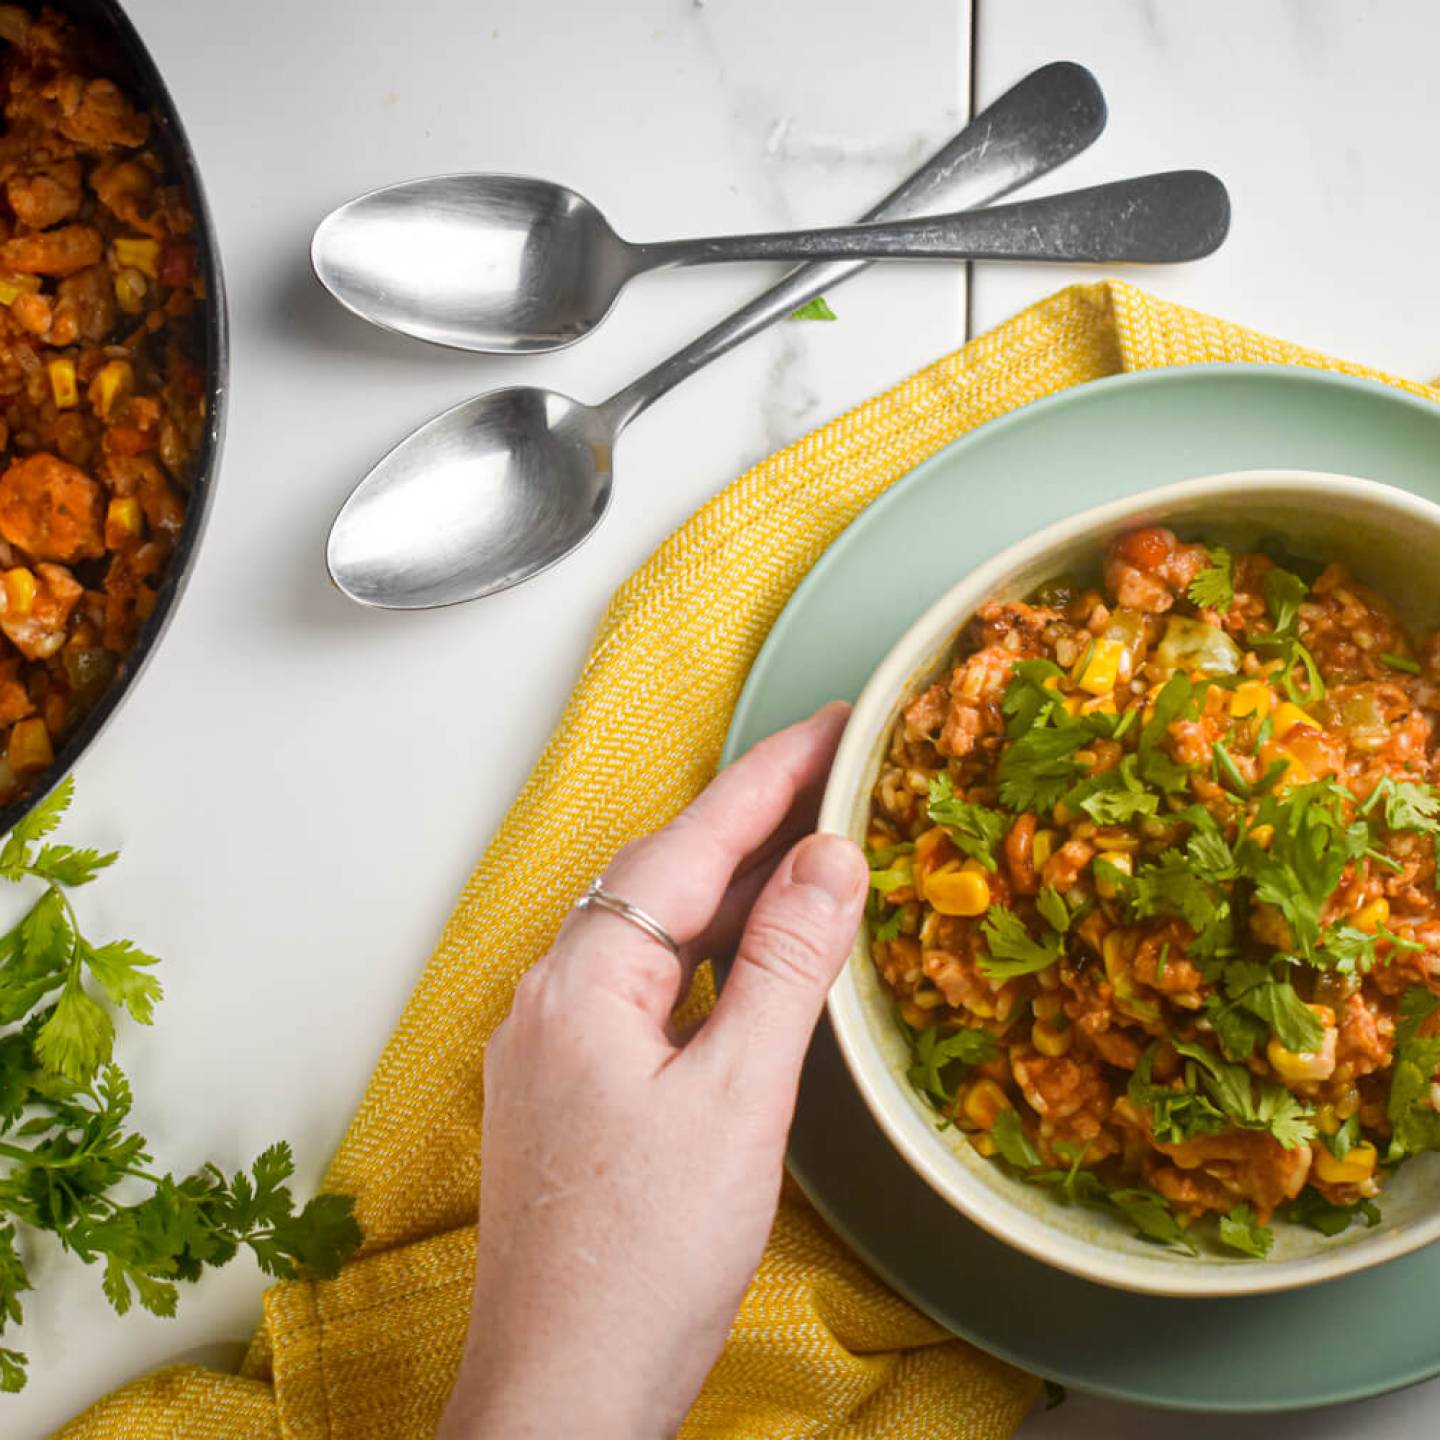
[913,986,945,1011]
[113,267,147,313]
[114,236,160,277]
[1032,1020,1073,1057]
[0,272,40,306]
[1231,681,1273,719]
[1315,1104,1340,1136]
[1354,898,1390,934]
[1094,851,1133,899]
[1093,831,1140,853]
[1080,693,1117,716]
[1031,829,1056,870]
[899,1000,931,1030]
[46,357,77,410]
[7,717,52,773]
[1248,823,1275,849]
[971,1133,997,1157]
[1075,638,1125,696]
[1314,1141,1377,1186]
[1267,1010,1338,1083]
[926,865,991,917]
[1061,694,1084,717]
[962,1078,1011,1130]
[1273,702,1314,737]
[1042,675,1062,691]
[104,496,143,549]
[91,359,133,421]
[3,567,35,617]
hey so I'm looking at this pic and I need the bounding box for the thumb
[687,833,867,1096]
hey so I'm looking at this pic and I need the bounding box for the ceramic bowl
[819,469,1440,1296]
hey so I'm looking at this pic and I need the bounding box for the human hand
[438,703,867,1440]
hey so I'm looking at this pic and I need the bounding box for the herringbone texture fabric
[54,282,1439,1439]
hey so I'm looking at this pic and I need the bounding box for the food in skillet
[0,6,204,800]
[866,526,1440,1256]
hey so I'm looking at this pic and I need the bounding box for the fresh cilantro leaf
[926,775,1005,872]
[977,907,1064,980]
[1381,652,1422,675]
[997,725,1090,813]
[81,941,163,1027]
[1127,1046,1225,1145]
[0,1346,24,1393]
[33,978,114,1084]
[1172,1040,1315,1148]
[267,1193,362,1281]
[1262,566,1309,634]
[868,852,913,900]
[1286,1186,1381,1237]
[1001,658,1067,739]
[28,845,117,888]
[1318,923,1422,975]
[790,296,836,321]
[871,908,903,942]
[1131,851,1228,942]
[1181,807,1238,883]
[1218,963,1325,1054]
[1379,778,1440,837]
[1108,1188,1197,1253]
[1036,885,1071,934]
[906,1024,998,1106]
[1218,1204,1274,1258]
[1328,1113,1361,1161]
[1187,546,1234,610]
[991,1108,1042,1169]
[1204,992,1269,1061]
[1066,753,1159,825]
[1136,672,1193,792]
[1385,988,1440,1162]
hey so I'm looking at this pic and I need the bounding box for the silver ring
[575,879,681,955]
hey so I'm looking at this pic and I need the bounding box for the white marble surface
[8,0,1440,1435]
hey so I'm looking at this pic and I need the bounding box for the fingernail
[790,835,864,907]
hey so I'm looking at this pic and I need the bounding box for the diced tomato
[1117,526,1171,571]
[156,240,195,290]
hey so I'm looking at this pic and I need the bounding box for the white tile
[970,0,1440,382]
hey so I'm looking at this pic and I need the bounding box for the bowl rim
[821,466,1440,1298]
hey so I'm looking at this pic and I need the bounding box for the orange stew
[868,527,1440,1256]
[0,6,203,795]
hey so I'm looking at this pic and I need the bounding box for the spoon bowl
[313,175,637,353]
[327,387,615,607]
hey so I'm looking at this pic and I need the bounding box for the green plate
[720,363,1440,1413]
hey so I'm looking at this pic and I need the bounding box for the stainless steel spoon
[328,61,1114,609]
[314,169,1224,355]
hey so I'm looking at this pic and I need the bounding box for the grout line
[964,0,979,342]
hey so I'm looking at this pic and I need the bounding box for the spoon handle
[634,171,1229,269]
[599,60,1106,431]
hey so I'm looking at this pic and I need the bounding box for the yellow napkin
[56,281,1438,1439]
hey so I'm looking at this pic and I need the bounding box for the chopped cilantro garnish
[991,1108,1043,1168]
[1328,1113,1361,1161]
[871,907,904,942]
[1187,546,1234,610]
[926,775,1005,872]
[1173,1039,1315,1149]
[1066,753,1160,825]
[790,296,836,321]
[977,907,1065,980]
[1218,1204,1274,1258]
[997,725,1090,814]
[1001,658,1067,738]
[1127,1045,1226,1145]
[1212,961,1325,1054]
[905,1023,998,1107]
[1108,1188,1197,1253]
[1135,672,1193,792]
[1385,988,1440,1162]
[1036,885,1071,934]
[1212,740,1251,799]
[1285,1186,1381,1236]
[1381,651,1422,675]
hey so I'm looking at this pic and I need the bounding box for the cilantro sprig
[926,775,1005,872]
[0,780,362,1392]
[1187,546,1235,611]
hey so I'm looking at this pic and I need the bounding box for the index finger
[548,701,850,1006]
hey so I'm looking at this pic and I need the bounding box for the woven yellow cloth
[54,281,1439,1440]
